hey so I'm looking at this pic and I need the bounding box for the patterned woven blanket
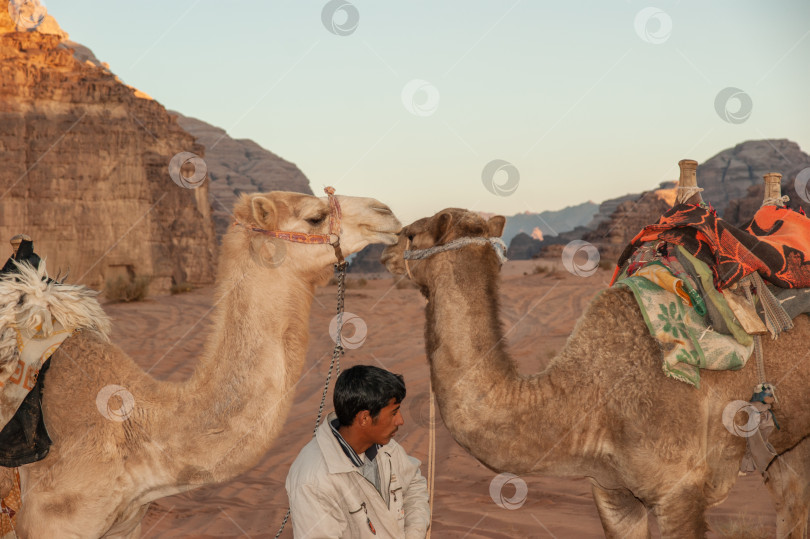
[613,204,810,290]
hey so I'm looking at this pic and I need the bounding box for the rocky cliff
[715,140,810,226]
[697,139,810,219]
[170,112,313,239]
[0,2,217,293]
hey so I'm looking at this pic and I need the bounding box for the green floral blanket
[617,275,754,387]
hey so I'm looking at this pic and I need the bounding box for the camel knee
[591,484,651,539]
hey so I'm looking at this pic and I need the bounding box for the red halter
[233,186,345,263]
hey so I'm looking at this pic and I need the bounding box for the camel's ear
[433,211,453,242]
[487,216,506,238]
[250,196,278,230]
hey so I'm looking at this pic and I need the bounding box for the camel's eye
[306,215,326,226]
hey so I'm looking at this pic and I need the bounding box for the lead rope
[274,261,348,539]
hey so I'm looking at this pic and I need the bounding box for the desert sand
[100,259,779,538]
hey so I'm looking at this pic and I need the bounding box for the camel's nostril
[373,206,393,216]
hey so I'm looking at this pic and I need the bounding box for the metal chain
[273,510,290,539]
[274,261,348,538]
[314,261,347,434]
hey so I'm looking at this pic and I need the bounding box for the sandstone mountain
[0,2,216,294]
[170,112,313,238]
[697,139,810,220]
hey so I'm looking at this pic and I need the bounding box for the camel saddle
[0,263,110,467]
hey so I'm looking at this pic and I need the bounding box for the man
[286,365,430,538]
[1,234,42,274]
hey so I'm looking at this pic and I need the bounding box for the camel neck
[173,262,316,481]
[424,251,587,476]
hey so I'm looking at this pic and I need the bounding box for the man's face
[367,398,404,445]
[10,241,20,256]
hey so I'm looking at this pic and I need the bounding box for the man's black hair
[334,365,406,426]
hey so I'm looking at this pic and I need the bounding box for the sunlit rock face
[0,0,216,293]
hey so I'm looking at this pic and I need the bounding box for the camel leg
[652,486,709,539]
[766,441,810,539]
[591,483,651,538]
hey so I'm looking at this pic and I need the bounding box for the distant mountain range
[500,202,599,247]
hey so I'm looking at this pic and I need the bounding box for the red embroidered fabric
[611,204,810,290]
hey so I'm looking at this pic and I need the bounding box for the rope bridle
[233,186,345,264]
[403,236,508,279]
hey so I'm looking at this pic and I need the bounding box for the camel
[381,208,810,538]
[2,190,401,537]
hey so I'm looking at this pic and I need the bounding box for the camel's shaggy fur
[6,191,400,537]
[382,208,810,539]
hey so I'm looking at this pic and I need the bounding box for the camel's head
[381,208,506,288]
[228,190,401,283]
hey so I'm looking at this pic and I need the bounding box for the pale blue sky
[45,1,810,223]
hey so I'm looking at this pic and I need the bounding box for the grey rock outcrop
[506,232,543,260]
[698,139,810,220]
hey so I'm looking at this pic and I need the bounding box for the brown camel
[4,190,400,537]
[381,208,810,538]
